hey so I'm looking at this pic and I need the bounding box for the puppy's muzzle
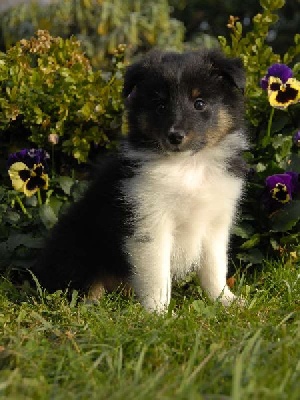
[167,130,185,145]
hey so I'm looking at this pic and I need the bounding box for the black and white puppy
[33,48,248,312]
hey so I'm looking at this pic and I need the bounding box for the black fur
[33,155,134,292]
[124,49,245,154]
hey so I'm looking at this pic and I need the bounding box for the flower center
[271,183,291,203]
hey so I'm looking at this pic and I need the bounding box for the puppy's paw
[226,295,247,308]
[140,296,169,314]
[219,289,246,307]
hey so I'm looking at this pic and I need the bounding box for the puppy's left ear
[210,50,246,92]
[123,61,145,99]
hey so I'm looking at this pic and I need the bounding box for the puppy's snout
[168,130,185,145]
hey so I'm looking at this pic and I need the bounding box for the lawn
[0,262,299,400]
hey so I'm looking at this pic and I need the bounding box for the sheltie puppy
[33,48,248,312]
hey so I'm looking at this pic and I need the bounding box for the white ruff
[122,131,247,312]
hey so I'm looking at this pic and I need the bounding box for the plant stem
[37,189,42,206]
[266,107,275,139]
[51,144,55,177]
[16,195,31,218]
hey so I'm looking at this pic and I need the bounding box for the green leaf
[240,233,261,249]
[272,134,292,150]
[236,248,264,265]
[6,233,44,251]
[57,176,75,195]
[286,153,300,171]
[39,204,58,229]
[71,180,89,202]
[231,223,255,239]
[47,197,63,216]
[270,200,300,232]
[3,210,21,224]
[256,162,267,172]
[270,115,290,133]
[25,195,38,207]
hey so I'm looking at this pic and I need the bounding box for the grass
[0,262,300,400]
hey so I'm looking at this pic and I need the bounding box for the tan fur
[87,277,132,301]
[205,108,235,147]
[192,88,201,98]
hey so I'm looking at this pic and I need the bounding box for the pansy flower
[7,148,50,197]
[260,64,293,89]
[265,171,299,205]
[260,63,300,109]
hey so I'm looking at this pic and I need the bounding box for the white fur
[122,131,247,312]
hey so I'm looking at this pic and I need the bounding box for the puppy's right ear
[123,61,145,99]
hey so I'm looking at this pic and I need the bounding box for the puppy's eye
[194,98,206,110]
[156,104,166,114]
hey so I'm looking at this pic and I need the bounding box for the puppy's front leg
[198,219,238,306]
[126,228,172,312]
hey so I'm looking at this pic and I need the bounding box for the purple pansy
[260,64,300,109]
[7,148,49,170]
[265,171,299,204]
[260,76,269,90]
[260,63,293,90]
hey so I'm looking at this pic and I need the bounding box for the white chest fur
[121,133,247,311]
[125,152,243,273]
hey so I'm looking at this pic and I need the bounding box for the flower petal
[267,63,293,83]
[265,172,299,204]
[8,160,49,196]
[260,76,269,90]
[7,148,50,171]
[8,162,30,192]
[267,77,300,109]
[271,183,290,203]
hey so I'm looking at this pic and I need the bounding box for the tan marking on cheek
[192,88,201,98]
[184,130,200,145]
[205,108,234,147]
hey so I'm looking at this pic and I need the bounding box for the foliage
[170,0,300,57]
[0,29,125,165]
[2,0,300,277]
[0,0,184,68]
[2,4,300,396]
[218,0,300,267]
[0,6,181,276]
[218,0,300,127]
[0,174,89,277]
[0,261,300,398]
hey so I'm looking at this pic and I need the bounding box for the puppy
[33,48,248,312]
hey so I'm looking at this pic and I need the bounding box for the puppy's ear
[123,61,145,98]
[209,50,246,92]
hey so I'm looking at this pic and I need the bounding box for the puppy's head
[123,48,246,153]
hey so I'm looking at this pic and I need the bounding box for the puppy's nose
[168,130,185,145]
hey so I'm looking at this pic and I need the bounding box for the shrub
[0,168,89,276]
[0,29,125,165]
[218,0,300,268]
[2,0,300,279]
[0,0,184,68]
[0,29,128,277]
